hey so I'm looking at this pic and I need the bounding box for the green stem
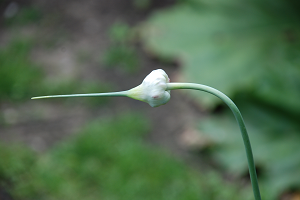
[167,83,261,200]
[31,91,128,99]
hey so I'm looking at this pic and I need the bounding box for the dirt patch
[0,0,205,167]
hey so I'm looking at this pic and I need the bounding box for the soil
[0,0,209,199]
[0,0,207,169]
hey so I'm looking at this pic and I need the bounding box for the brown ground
[0,0,207,167]
[0,1,211,199]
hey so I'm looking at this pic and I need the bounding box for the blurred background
[0,0,300,199]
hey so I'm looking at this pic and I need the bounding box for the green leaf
[140,1,300,113]
[197,100,300,197]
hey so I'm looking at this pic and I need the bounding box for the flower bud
[127,69,170,107]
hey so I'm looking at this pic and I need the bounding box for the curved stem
[167,83,261,200]
[31,91,128,99]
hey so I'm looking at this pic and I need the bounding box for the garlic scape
[32,68,261,200]
[32,69,170,108]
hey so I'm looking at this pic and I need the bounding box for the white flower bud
[127,69,170,107]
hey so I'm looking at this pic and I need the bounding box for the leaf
[197,100,300,197]
[140,1,300,113]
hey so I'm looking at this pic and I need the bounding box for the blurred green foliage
[198,98,300,199]
[102,22,140,73]
[0,37,113,105]
[0,39,43,101]
[109,22,132,43]
[103,46,140,73]
[0,114,252,200]
[140,0,300,197]
[140,0,300,112]
[132,0,151,10]
[0,143,36,186]
[4,6,42,26]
